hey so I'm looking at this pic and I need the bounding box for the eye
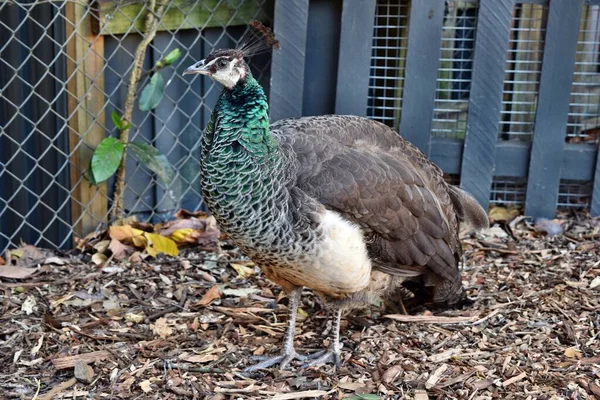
[217,59,228,68]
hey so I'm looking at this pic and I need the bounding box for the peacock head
[183,21,279,90]
[183,49,247,89]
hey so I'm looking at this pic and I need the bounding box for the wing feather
[273,115,465,282]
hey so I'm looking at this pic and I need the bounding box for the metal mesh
[490,177,528,206]
[566,4,600,141]
[432,0,478,140]
[558,179,593,208]
[367,0,410,128]
[0,0,273,253]
[499,3,547,140]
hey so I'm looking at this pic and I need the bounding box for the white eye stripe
[205,57,231,69]
[204,58,220,68]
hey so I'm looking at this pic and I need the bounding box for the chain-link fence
[0,0,273,253]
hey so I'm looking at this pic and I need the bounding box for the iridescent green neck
[203,73,277,157]
[200,72,287,241]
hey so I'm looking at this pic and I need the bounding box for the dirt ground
[1,212,599,400]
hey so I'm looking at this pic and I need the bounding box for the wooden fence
[270,0,600,218]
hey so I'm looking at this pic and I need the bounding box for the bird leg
[304,306,343,368]
[244,287,306,371]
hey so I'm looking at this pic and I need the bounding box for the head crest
[237,21,280,58]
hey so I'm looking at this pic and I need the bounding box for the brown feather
[273,115,489,304]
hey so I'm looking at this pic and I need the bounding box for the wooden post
[335,0,376,116]
[524,0,584,218]
[269,0,309,121]
[399,0,446,156]
[460,0,515,210]
[65,1,108,237]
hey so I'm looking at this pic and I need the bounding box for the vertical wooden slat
[524,0,584,218]
[269,0,309,121]
[398,0,445,155]
[65,1,108,237]
[460,0,514,210]
[334,0,376,116]
[592,148,600,216]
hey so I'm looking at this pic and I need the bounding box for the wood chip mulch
[1,212,599,400]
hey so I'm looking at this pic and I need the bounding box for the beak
[183,59,209,76]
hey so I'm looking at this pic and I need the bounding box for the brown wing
[273,115,464,283]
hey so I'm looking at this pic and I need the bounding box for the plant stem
[111,0,169,222]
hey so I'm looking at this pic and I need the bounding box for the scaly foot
[303,343,343,368]
[244,349,308,371]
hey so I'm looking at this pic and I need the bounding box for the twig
[38,377,77,400]
[145,285,188,322]
[112,0,170,221]
[384,314,480,324]
[163,361,225,374]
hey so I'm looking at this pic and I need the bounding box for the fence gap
[334,0,376,116]
[269,0,309,121]
[398,0,445,156]
[460,0,514,210]
[524,0,584,218]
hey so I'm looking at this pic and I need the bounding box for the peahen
[183,23,489,370]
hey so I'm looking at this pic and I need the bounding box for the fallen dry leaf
[151,317,173,338]
[139,379,153,393]
[564,347,582,359]
[144,232,178,257]
[109,225,147,248]
[42,256,66,265]
[196,284,221,306]
[0,265,37,279]
[6,244,49,266]
[109,225,178,257]
[125,312,145,323]
[91,253,107,266]
[160,213,220,247]
[489,206,520,223]
[222,287,261,297]
[231,263,255,278]
[21,296,36,315]
[382,365,403,383]
[109,239,133,260]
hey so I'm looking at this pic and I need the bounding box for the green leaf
[111,111,123,130]
[128,141,174,184]
[91,137,125,184]
[86,158,97,186]
[139,73,165,111]
[162,48,182,66]
[344,395,380,400]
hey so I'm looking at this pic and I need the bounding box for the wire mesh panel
[366,0,410,128]
[490,177,527,206]
[567,4,600,141]
[432,0,478,140]
[0,0,273,254]
[499,3,547,140]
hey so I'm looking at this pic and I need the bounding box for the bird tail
[448,186,489,230]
